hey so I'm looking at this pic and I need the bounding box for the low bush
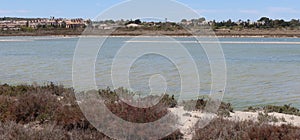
[182,99,234,117]
[244,106,261,112]
[98,87,177,123]
[99,87,177,108]
[244,104,300,117]
[0,82,68,97]
[0,84,183,139]
[257,112,279,123]
[193,118,300,140]
[0,121,108,140]
[264,104,300,116]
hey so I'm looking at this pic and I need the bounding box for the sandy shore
[229,111,300,126]
[169,106,300,139]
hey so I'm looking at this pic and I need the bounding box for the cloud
[0,10,12,14]
[196,9,244,15]
[16,10,31,14]
[196,9,220,14]
[239,10,260,14]
[0,9,30,15]
[51,10,62,14]
[267,7,300,14]
[194,7,300,16]
[96,3,101,6]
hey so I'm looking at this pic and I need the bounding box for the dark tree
[134,19,142,24]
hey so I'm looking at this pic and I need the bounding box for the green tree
[134,19,142,24]
[199,17,206,23]
[181,19,187,22]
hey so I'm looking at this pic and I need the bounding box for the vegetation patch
[244,104,300,116]
[0,83,182,139]
[182,98,234,117]
[263,104,300,116]
[1,83,300,139]
[257,112,279,123]
[243,106,262,112]
[193,118,300,140]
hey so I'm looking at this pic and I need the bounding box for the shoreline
[1,29,300,38]
[170,106,300,139]
[1,82,300,111]
[1,83,299,112]
[1,34,300,38]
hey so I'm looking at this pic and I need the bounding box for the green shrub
[263,104,300,116]
[257,112,279,123]
[182,99,234,117]
[244,106,261,112]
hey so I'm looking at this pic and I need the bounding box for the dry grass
[0,121,109,140]
[0,83,182,139]
[193,117,300,140]
[182,99,234,117]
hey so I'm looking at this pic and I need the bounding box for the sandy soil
[230,111,300,127]
[169,106,300,139]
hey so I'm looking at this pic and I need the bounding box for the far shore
[1,28,300,38]
[1,34,300,38]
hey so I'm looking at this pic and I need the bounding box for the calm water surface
[0,36,299,110]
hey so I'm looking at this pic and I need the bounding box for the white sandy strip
[0,39,34,42]
[169,106,216,139]
[125,40,300,45]
[169,106,300,139]
[229,111,300,127]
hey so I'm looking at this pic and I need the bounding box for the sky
[0,0,300,22]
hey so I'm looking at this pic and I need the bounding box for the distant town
[0,17,90,31]
[1,16,300,37]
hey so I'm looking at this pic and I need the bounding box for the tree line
[210,17,300,30]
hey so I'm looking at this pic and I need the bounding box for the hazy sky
[0,0,299,21]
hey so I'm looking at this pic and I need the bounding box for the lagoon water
[0,36,300,110]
